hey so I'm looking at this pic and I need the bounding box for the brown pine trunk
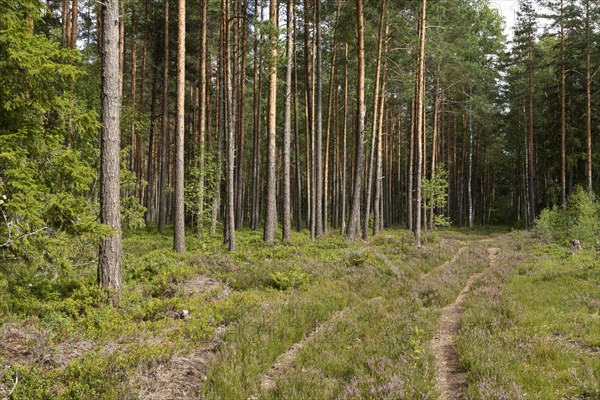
[197,0,208,236]
[340,43,348,235]
[263,0,278,243]
[98,0,122,304]
[293,9,303,232]
[304,0,315,239]
[173,0,186,253]
[415,0,426,247]
[70,0,78,48]
[374,41,388,236]
[585,0,592,194]
[282,0,294,241]
[158,0,170,234]
[560,0,566,207]
[251,0,262,230]
[347,0,366,241]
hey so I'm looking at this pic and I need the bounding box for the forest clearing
[1,0,600,398]
[1,228,598,399]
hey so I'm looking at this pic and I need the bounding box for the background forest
[2,0,600,294]
[1,0,600,398]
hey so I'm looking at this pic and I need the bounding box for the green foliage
[269,266,311,290]
[535,186,600,247]
[422,167,451,228]
[120,149,146,230]
[0,0,103,265]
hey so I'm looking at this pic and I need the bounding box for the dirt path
[431,247,500,400]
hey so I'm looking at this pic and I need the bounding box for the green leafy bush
[535,186,600,247]
[270,266,311,290]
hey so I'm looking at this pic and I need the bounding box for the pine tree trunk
[282,0,294,241]
[347,0,365,241]
[70,0,78,47]
[293,11,303,232]
[197,0,207,236]
[585,0,592,194]
[263,0,278,243]
[173,0,186,253]
[560,0,566,208]
[99,0,122,305]
[340,43,349,235]
[251,0,262,230]
[158,0,170,234]
[414,0,426,247]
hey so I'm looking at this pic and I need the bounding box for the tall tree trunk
[173,0,186,253]
[560,0,566,207]
[374,39,388,236]
[314,0,323,237]
[145,38,160,226]
[263,0,278,243]
[251,0,262,230]
[222,0,236,250]
[304,0,315,239]
[158,0,170,234]
[468,86,474,229]
[235,0,248,229]
[340,43,348,235]
[212,27,224,236]
[62,0,71,46]
[527,39,535,226]
[414,0,426,247]
[293,9,303,232]
[407,97,414,230]
[429,65,439,229]
[363,0,386,240]
[347,0,365,241]
[197,0,208,236]
[98,0,122,304]
[282,0,294,241]
[70,0,78,48]
[585,0,592,194]
[130,6,137,173]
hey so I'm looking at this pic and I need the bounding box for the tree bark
[282,0,294,241]
[340,43,348,235]
[347,0,366,241]
[173,0,186,253]
[585,0,592,194]
[158,0,170,234]
[98,0,122,305]
[363,0,385,240]
[414,0,426,247]
[197,0,208,236]
[263,0,278,243]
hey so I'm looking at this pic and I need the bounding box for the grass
[457,238,600,400]
[5,225,594,399]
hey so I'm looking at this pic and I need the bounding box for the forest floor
[0,227,598,399]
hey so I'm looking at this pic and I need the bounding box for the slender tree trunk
[304,0,315,239]
[468,86,474,229]
[407,97,414,230]
[560,0,566,208]
[322,0,342,236]
[293,9,303,232]
[527,41,535,226]
[347,0,366,241]
[197,0,207,236]
[314,0,323,237]
[430,65,439,229]
[282,0,294,241]
[173,0,186,253]
[70,0,78,47]
[62,0,71,46]
[251,0,262,230]
[158,0,170,234]
[374,41,388,236]
[585,0,592,194]
[235,0,247,229]
[145,39,159,226]
[220,0,236,250]
[212,27,224,236]
[130,6,137,173]
[263,0,278,243]
[98,0,122,304]
[341,43,348,235]
[414,0,426,247]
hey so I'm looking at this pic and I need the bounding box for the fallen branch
[2,371,18,400]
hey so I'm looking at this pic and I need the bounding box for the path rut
[431,247,500,400]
